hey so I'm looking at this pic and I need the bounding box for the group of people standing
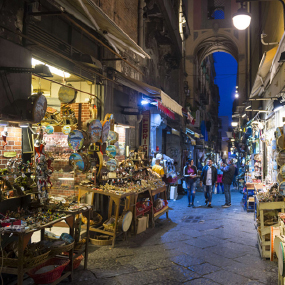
[183,158,236,208]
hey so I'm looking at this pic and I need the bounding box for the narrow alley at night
[0,0,285,284]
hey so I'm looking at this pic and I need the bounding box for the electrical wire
[0,73,13,106]
[3,72,20,112]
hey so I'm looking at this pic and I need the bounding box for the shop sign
[141,110,150,156]
[158,102,175,120]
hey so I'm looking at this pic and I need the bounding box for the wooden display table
[1,215,73,285]
[77,185,169,246]
[77,186,133,247]
[256,199,285,259]
[1,206,92,285]
[150,186,169,227]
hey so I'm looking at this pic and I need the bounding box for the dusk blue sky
[213,52,238,121]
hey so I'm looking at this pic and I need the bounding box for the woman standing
[183,159,197,207]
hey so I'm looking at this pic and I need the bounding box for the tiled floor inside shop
[22,189,278,285]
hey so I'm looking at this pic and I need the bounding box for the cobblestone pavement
[19,190,277,285]
[66,189,278,285]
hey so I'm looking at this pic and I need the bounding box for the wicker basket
[28,257,70,284]
[103,217,116,232]
[90,235,113,246]
[50,241,74,256]
[3,250,51,268]
[65,254,84,270]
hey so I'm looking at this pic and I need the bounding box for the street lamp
[233,1,285,30]
[233,4,251,30]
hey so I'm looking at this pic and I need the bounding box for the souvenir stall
[250,108,285,261]
[0,102,92,285]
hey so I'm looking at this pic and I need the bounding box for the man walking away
[200,159,217,208]
[220,159,236,207]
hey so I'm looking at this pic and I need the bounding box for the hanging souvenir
[102,120,110,143]
[45,125,54,134]
[277,127,283,138]
[108,131,118,145]
[68,130,90,151]
[106,145,117,157]
[94,151,103,178]
[69,153,90,173]
[1,126,8,148]
[278,173,284,184]
[58,84,77,103]
[62,125,71,135]
[106,158,117,172]
[29,93,47,123]
[278,135,285,149]
[88,119,102,143]
[277,150,285,166]
[281,165,285,179]
[279,181,285,196]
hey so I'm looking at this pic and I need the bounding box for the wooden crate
[256,200,285,259]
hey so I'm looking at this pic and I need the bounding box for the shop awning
[115,73,183,117]
[250,46,278,98]
[270,31,285,83]
[54,0,150,59]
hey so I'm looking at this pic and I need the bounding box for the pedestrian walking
[200,159,217,208]
[217,161,224,194]
[183,159,197,207]
[220,158,236,207]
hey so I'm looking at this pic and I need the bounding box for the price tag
[21,186,24,191]
[22,173,26,178]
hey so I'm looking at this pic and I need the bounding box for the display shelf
[154,206,169,220]
[256,199,285,259]
[1,207,91,284]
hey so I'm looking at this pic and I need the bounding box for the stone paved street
[70,190,278,284]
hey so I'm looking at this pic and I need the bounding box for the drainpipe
[138,0,144,48]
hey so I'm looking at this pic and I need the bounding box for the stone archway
[186,29,247,112]
[195,35,238,65]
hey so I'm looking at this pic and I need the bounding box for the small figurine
[1,127,8,148]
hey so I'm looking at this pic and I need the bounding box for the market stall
[0,53,171,283]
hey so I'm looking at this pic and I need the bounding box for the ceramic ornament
[102,120,110,143]
[89,120,102,143]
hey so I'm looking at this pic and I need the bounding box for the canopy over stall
[54,0,150,59]
[250,46,277,99]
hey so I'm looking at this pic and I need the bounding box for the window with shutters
[208,0,225,20]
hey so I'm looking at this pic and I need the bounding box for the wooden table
[1,206,92,285]
[77,186,133,247]
[1,215,74,285]
[77,185,169,245]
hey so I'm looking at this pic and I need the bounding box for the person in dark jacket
[200,159,217,208]
[220,158,236,207]
[183,159,197,207]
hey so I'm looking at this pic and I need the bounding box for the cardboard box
[137,216,147,234]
